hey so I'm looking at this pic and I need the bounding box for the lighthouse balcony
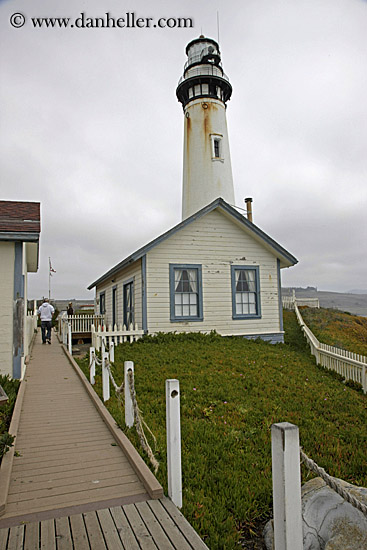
[176,73,232,106]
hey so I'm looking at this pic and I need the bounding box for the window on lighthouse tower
[214,139,220,158]
[211,134,223,159]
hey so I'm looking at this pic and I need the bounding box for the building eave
[0,232,40,242]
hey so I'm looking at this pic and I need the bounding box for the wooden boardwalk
[0,332,152,524]
[0,332,208,548]
[0,497,208,549]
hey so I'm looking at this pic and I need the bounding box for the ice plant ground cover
[77,312,367,549]
[299,306,367,357]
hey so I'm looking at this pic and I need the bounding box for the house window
[170,264,203,322]
[123,280,134,328]
[231,266,261,319]
[112,286,117,327]
[99,292,106,315]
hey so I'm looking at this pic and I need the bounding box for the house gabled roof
[88,198,298,290]
[0,201,40,240]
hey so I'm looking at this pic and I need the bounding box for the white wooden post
[89,347,95,385]
[271,422,303,550]
[68,323,72,355]
[166,379,182,508]
[109,341,115,363]
[62,320,67,345]
[102,351,110,402]
[124,361,134,428]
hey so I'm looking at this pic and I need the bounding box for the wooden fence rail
[91,324,144,350]
[294,302,367,393]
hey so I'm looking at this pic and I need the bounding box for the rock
[264,477,367,549]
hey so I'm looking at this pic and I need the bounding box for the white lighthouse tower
[176,36,235,220]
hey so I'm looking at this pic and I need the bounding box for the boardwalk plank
[123,503,158,550]
[69,514,90,550]
[24,520,40,550]
[10,458,125,482]
[40,519,56,550]
[55,516,73,550]
[0,527,9,549]
[5,481,146,514]
[83,511,107,549]
[160,498,209,549]
[110,506,140,550]
[136,501,175,549]
[7,473,139,502]
[96,508,124,549]
[17,426,109,444]
[11,448,127,470]
[7,524,25,550]
[10,466,127,494]
[148,499,192,550]
[13,444,118,463]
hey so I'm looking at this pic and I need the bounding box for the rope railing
[300,448,367,517]
[89,346,159,473]
[126,370,159,474]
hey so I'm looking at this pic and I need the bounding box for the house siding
[146,210,282,337]
[0,242,14,376]
[95,259,142,329]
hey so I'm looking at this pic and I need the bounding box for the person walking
[38,298,55,344]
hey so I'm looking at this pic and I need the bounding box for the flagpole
[49,257,51,300]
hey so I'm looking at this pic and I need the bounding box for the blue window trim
[112,285,117,327]
[142,255,148,333]
[123,278,135,327]
[277,259,283,332]
[99,291,106,315]
[169,264,203,322]
[231,265,261,320]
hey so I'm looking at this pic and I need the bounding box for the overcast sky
[1,0,366,299]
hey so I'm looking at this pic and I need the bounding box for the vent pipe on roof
[245,197,253,222]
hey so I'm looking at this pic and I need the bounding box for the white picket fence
[24,312,37,356]
[58,314,104,336]
[282,296,320,309]
[91,323,144,350]
[294,302,367,393]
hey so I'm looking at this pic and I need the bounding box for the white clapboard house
[88,198,297,343]
[88,37,297,343]
[0,201,40,378]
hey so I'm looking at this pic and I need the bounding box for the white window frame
[210,134,223,161]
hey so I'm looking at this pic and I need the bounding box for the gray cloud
[1,0,366,298]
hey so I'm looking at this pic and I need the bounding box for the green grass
[0,375,20,461]
[299,307,367,357]
[76,314,367,549]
